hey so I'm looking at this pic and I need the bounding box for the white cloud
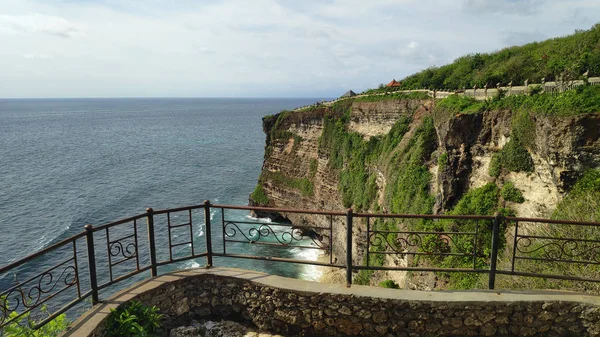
[0,13,84,38]
[0,0,599,98]
[464,0,543,15]
[23,52,51,59]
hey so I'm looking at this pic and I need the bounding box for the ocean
[0,98,330,303]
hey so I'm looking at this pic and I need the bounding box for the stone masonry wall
[70,268,600,337]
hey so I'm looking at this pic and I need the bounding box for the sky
[1,0,599,98]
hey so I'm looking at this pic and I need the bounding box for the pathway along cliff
[248,92,600,291]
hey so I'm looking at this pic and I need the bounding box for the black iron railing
[1,202,600,332]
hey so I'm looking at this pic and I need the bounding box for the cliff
[249,95,600,288]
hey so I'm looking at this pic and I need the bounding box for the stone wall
[63,267,600,337]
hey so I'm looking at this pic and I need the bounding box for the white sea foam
[184,259,202,269]
[245,215,272,223]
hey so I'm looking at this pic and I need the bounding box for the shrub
[437,152,448,171]
[379,280,400,289]
[435,94,483,114]
[511,110,537,151]
[489,153,502,177]
[501,182,525,203]
[106,301,162,337]
[501,139,534,172]
[1,303,69,337]
[528,84,543,96]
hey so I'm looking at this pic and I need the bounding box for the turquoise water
[0,98,331,294]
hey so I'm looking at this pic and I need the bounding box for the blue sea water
[0,98,330,287]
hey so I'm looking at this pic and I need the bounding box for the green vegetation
[353,91,429,102]
[497,170,600,294]
[437,152,448,171]
[498,139,534,173]
[319,105,414,211]
[309,159,318,178]
[386,118,437,218]
[264,171,314,197]
[291,134,303,152]
[489,154,502,178]
[501,182,525,203]
[318,99,438,284]
[1,304,69,337]
[399,24,600,90]
[553,169,600,222]
[435,95,484,114]
[434,84,600,118]
[250,183,269,205]
[106,301,162,337]
[511,109,537,150]
[491,84,600,116]
[379,280,400,289]
[441,183,508,289]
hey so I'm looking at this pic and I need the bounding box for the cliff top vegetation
[398,23,600,90]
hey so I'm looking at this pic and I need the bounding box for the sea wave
[245,215,272,223]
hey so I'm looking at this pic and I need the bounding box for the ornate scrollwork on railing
[224,222,329,249]
[368,232,477,256]
[109,241,137,261]
[0,262,77,328]
[515,236,600,264]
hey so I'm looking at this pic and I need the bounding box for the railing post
[346,208,353,288]
[204,200,213,267]
[489,212,501,289]
[84,224,99,304]
[146,208,158,277]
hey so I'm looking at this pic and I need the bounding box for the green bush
[511,110,537,151]
[435,95,484,114]
[501,182,525,203]
[489,153,502,177]
[437,152,448,171]
[379,280,400,289]
[1,303,69,337]
[528,84,543,96]
[106,301,162,337]
[501,139,534,172]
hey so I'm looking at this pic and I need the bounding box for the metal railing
[1,202,600,331]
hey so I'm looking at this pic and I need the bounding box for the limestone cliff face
[437,111,600,217]
[250,98,600,286]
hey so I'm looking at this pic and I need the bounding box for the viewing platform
[2,202,600,336]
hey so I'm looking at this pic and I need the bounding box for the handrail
[2,202,600,332]
[0,231,86,274]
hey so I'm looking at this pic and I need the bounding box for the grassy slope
[399,24,600,90]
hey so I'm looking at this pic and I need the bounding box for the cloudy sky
[1,0,599,98]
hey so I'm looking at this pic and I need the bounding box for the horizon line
[0,96,337,100]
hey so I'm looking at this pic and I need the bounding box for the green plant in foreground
[1,304,69,337]
[106,301,162,337]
